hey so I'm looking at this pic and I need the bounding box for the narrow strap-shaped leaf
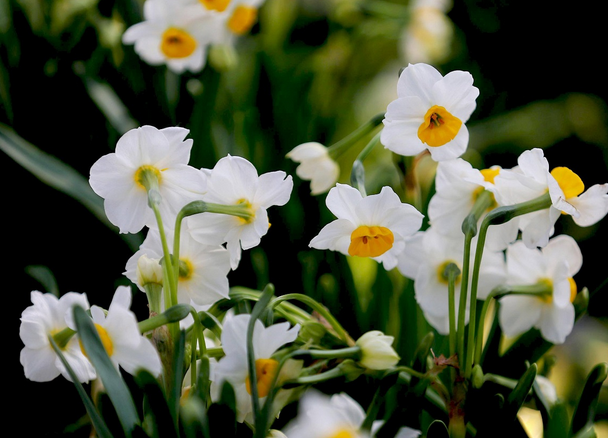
[135,369,177,438]
[570,362,608,436]
[25,264,59,296]
[49,337,113,438]
[74,305,140,435]
[169,330,187,426]
[0,123,142,251]
[505,363,537,421]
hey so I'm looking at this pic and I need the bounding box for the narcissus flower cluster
[122,0,268,73]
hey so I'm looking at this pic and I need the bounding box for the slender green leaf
[505,364,537,421]
[25,264,59,296]
[135,369,176,438]
[0,123,142,251]
[74,305,140,435]
[49,336,113,438]
[570,362,608,436]
[82,77,138,135]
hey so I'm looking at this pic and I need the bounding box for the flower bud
[355,330,400,370]
[136,254,163,288]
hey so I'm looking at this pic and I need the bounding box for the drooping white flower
[282,389,421,438]
[89,125,207,234]
[124,222,231,308]
[210,313,300,423]
[498,235,582,344]
[122,0,223,73]
[187,154,293,269]
[397,227,506,335]
[428,158,517,251]
[309,183,424,270]
[286,142,340,195]
[380,63,479,161]
[493,148,608,248]
[355,331,400,370]
[20,292,96,383]
[86,286,163,376]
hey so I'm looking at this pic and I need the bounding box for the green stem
[445,263,461,361]
[270,293,352,345]
[327,112,384,160]
[350,131,382,196]
[280,366,345,389]
[465,193,552,379]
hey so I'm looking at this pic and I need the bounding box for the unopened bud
[355,330,400,370]
[137,254,163,287]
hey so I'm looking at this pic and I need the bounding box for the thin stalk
[327,112,384,160]
[465,193,552,379]
[271,293,352,345]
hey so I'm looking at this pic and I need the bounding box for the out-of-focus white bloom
[400,0,454,64]
[20,292,96,383]
[211,0,265,44]
[286,142,340,195]
[494,148,608,248]
[397,227,506,334]
[282,389,421,438]
[124,222,231,307]
[498,235,582,344]
[355,331,400,370]
[380,63,479,162]
[89,125,207,234]
[309,183,424,270]
[122,0,223,73]
[87,286,163,376]
[210,313,300,423]
[187,154,293,270]
[428,158,517,251]
[535,375,558,406]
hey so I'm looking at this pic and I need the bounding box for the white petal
[498,295,542,338]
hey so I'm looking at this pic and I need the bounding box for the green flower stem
[150,202,179,326]
[270,293,352,345]
[350,132,382,196]
[483,372,518,389]
[187,308,208,389]
[473,283,554,366]
[289,346,362,361]
[52,327,76,349]
[280,366,345,389]
[138,304,191,334]
[457,190,494,373]
[445,263,461,361]
[464,192,552,380]
[327,112,385,160]
[228,287,312,326]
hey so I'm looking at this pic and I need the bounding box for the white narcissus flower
[309,184,424,270]
[187,154,293,270]
[397,227,506,335]
[89,125,207,234]
[286,142,340,195]
[210,313,300,423]
[355,331,400,370]
[282,389,421,438]
[494,147,608,248]
[428,158,517,251]
[212,0,265,44]
[380,63,479,162]
[87,286,163,376]
[124,222,231,307]
[122,0,223,73]
[498,235,582,345]
[20,292,96,383]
